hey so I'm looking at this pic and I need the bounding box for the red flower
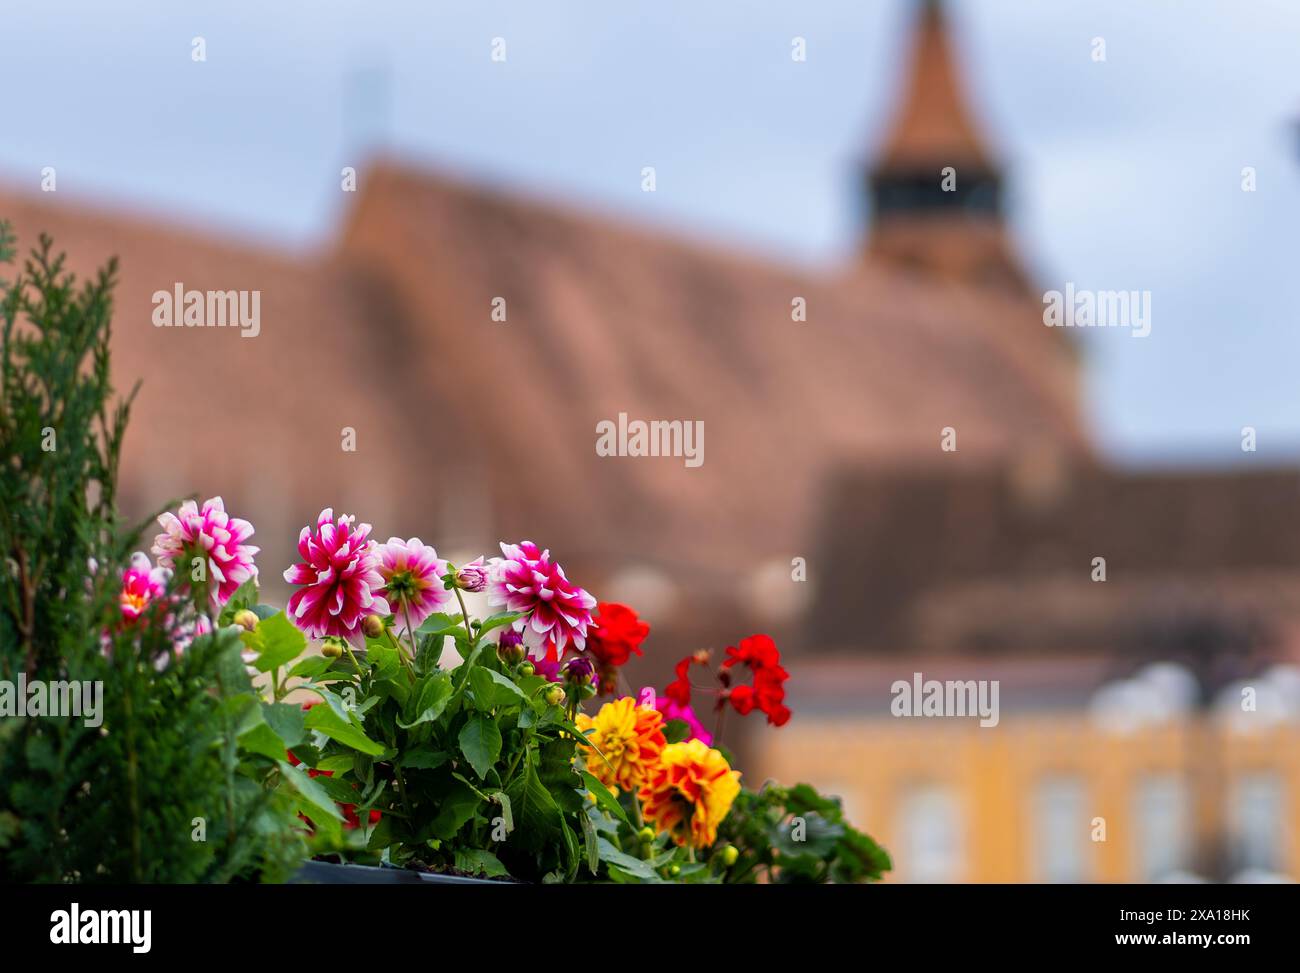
[723,634,784,672]
[722,635,791,726]
[586,602,650,694]
[340,803,383,829]
[728,684,755,714]
[666,656,694,706]
[664,637,791,729]
[587,602,650,668]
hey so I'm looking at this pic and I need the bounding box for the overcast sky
[3,0,1299,466]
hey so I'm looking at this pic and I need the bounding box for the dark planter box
[291,861,505,885]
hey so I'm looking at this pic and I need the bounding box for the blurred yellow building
[751,656,1300,882]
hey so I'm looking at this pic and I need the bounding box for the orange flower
[575,697,667,792]
[638,739,741,849]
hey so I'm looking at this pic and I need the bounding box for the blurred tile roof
[0,153,1086,638]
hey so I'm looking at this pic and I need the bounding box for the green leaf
[365,815,393,852]
[662,718,691,744]
[242,612,308,673]
[773,812,843,858]
[398,672,454,728]
[238,722,289,762]
[262,702,307,749]
[784,782,843,817]
[428,780,481,839]
[399,750,449,771]
[416,631,446,670]
[596,837,661,882]
[458,715,502,779]
[580,807,599,875]
[415,612,465,639]
[278,760,344,822]
[454,848,510,878]
[834,827,892,883]
[505,763,561,850]
[475,611,522,638]
[287,655,332,679]
[316,753,355,774]
[579,770,632,829]
[311,774,366,804]
[561,720,616,776]
[558,814,580,881]
[367,641,401,682]
[469,666,528,711]
[304,702,385,756]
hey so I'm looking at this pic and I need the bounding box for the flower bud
[497,633,526,665]
[321,636,347,659]
[361,614,385,639]
[453,557,489,593]
[498,627,524,654]
[692,649,711,666]
[638,827,655,843]
[562,656,594,685]
[519,661,536,677]
[544,685,567,707]
[719,845,739,867]
[667,864,681,877]
[233,609,259,632]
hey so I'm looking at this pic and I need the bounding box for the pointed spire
[864,0,1034,297]
[874,0,995,173]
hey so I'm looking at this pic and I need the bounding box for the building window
[1033,775,1088,883]
[1227,772,1285,877]
[898,783,962,882]
[1133,774,1190,881]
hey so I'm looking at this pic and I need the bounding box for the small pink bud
[454,557,489,593]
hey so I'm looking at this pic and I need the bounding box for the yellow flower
[575,696,667,792]
[637,739,741,849]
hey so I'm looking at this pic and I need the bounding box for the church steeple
[867,0,1029,294]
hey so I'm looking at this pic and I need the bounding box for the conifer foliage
[0,223,303,881]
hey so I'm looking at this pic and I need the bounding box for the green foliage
[276,612,619,882]
[0,225,304,881]
[715,781,892,883]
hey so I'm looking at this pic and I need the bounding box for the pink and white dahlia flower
[376,537,452,632]
[283,508,390,646]
[119,551,170,623]
[152,496,259,606]
[487,541,596,660]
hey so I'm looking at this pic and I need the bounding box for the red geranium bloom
[666,656,695,706]
[728,683,755,714]
[587,602,650,668]
[723,634,784,672]
[586,602,650,694]
[722,635,791,726]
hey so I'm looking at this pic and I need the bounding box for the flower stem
[382,628,414,674]
[402,603,418,659]
[452,586,474,644]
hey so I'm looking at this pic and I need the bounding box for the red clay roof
[0,159,1087,616]
[337,158,1088,578]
